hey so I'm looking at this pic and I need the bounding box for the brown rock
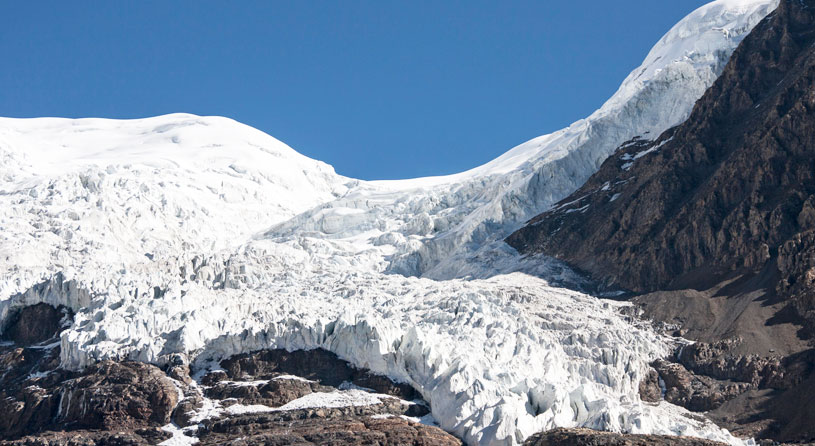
[677,340,784,388]
[777,230,815,336]
[653,360,751,412]
[1,304,68,347]
[171,392,204,428]
[638,368,662,403]
[55,361,179,431]
[0,428,172,446]
[0,306,71,440]
[212,348,421,400]
[0,334,444,446]
[507,0,815,335]
[506,1,815,442]
[198,415,461,446]
[204,376,331,407]
[523,428,727,446]
[218,348,355,386]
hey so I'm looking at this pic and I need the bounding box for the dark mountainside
[508,0,815,442]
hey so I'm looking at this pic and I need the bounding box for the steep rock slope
[507,0,815,441]
[507,0,815,330]
[268,0,778,281]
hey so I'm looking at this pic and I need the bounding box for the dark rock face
[204,375,330,407]
[635,339,815,441]
[0,316,457,446]
[1,303,69,346]
[3,428,172,446]
[55,361,180,431]
[198,415,462,446]
[0,305,180,441]
[677,340,785,388]
[637,368,662,403]
[522,428,727,446]
[702,347,815,441]
[218,348,353,384]
[0,346,63,439]
[652,359,751,412]
[507,0,815,330]
[778,229,815,334]
[185,349,448,445]
[508,1,815,442]
[0,304,73,440]
[216,348,421,401]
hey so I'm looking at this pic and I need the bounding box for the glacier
[0,1,778,445]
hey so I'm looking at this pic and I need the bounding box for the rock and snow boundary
[0,1,778,445]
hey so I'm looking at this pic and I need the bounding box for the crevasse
[0,1,778,445]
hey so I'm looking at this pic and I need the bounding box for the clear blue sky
[1,1,708,180]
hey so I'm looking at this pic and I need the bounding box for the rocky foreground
[0,303,749,446]
[0,304,456,446]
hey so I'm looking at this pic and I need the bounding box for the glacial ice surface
[0,1,777,445]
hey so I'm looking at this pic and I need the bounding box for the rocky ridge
[508,0,815,442]
[507,0,815,330]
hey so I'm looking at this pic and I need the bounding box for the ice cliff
[0,1,778,445]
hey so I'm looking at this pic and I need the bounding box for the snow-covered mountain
[0,114,352,302]
[0,1,779,445]
[270,0,778,280]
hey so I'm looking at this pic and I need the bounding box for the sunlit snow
[0,1,777,445]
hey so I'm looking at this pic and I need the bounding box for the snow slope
[269,0,778,279]
[0,1,778,445]
[0,114,352,301]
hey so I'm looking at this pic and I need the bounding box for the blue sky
[1,1,708,180]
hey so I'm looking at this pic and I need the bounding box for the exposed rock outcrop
[634,338,815,440]
[0,305,71,439]
[508,0,815,326]
[203,375,331,407]
[198,414,462,446]
[778,229,815,335]
[0,312,457,446]
[677,340,784,387]
[3,429,172,446]
[652,359,750,412]
[508,0,815,441]
[637,368,662,403]
[522,428,728,446]
[213,348,421,401]
[55,361,180,431]
[1,303,69,347]
[0,305,180,441]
